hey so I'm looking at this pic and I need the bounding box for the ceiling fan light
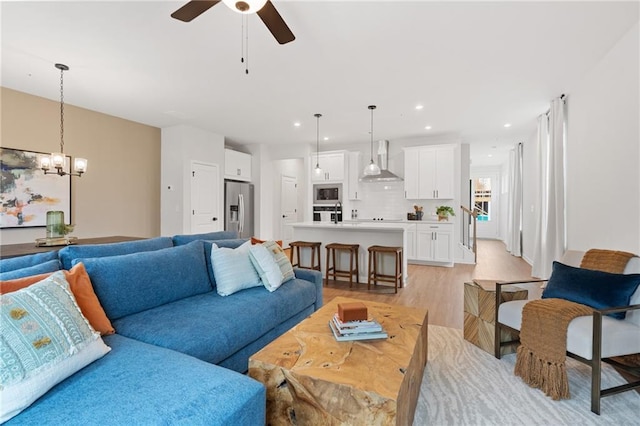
[222,0,268,14]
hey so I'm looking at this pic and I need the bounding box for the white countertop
[292,221,412,231]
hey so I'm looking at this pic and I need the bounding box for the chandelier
[39,63,87,177]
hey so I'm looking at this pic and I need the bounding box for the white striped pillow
[210,241,261,296]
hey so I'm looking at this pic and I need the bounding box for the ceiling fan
[171,0,295,45]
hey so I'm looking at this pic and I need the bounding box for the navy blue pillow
[542,261,640,319]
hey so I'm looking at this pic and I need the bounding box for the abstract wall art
[0,147,71,229]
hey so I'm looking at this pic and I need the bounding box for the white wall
[565,22,639,254]
[160,125,225,236]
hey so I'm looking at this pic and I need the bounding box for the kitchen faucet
[334,201,342,224]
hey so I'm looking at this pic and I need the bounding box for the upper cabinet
[224,149,252,182]
[311,151,345,182]
[403,144,455,199]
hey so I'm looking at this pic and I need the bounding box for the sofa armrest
[293,268,323,311]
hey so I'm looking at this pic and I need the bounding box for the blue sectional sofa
[0,233,323,425]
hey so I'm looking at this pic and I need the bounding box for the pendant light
[39,63,87,177]
[363,105,381,176]
[313,113,323,177]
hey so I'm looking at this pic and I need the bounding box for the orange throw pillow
[251,237,283,247]
[0,262,115,335]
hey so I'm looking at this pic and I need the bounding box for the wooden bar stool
[367,245,403,293]
[288,241,321,271]
[325,243,359,287]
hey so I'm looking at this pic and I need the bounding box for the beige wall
[1,87,161,244]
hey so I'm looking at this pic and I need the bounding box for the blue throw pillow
[0,259,61,280]
[542,261,640,319]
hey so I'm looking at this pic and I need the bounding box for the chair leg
[349,250,353,288]
[367,250,373,290]
[354,247,359,285]
[324,248,330,286]
[394,252,399,294]
[591,311,603,415]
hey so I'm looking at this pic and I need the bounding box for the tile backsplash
[350,181,455,220]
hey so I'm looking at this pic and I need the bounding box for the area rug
[413,325,640,425]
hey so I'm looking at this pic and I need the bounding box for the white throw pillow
[211,241,262,296]
[262,240,295,283]
[249,244,284,292]
[0,271,111,423]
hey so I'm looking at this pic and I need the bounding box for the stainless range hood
[359,140,403,182]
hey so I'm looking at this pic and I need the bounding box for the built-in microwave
[313,183,342,205]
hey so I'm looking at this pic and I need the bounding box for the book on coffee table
[332,314,383,335]
[329,319,388,341]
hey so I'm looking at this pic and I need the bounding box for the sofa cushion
[249,244,284,291]
[0,251,59,273]
[5,334,265,425]
[172,230,239,246]
[0,271,110,423]
[58,236,173,269]
[0,263,115,335]
[210,241,261,296]
[112,277,318,369]
[0,259,61,280]
[78,241,211,320]
[542,261,640,319]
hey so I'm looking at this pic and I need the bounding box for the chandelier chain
[59,66,65,153]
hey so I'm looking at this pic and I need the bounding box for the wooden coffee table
[248,296,428,426]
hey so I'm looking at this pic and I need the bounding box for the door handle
[282,215,286,218]
[212,217,218,221]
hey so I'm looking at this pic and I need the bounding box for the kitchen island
[291,221,411,286]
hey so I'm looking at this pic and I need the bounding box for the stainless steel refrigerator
[224,180,254,238]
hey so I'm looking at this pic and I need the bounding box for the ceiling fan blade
[171,0,221,22]
[256,1,295,45]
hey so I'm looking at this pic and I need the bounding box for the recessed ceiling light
[504,123,512,128]
[425,125,432,130]
[488,154,493,157]
[293,122,301,127]
[415,105,424,110]
[323,137,329,141]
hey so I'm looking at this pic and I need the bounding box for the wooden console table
[0,236,144,260]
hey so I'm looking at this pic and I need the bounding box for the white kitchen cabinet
[224,149,252,182]
[311,151,345,182]
[347,151,362,200]
[403,144,455,199]
[413,223,453,263]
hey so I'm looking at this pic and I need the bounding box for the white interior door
[191,161,220,233]
[280,175,297,246]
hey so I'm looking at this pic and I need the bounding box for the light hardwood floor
[323,239,534,329]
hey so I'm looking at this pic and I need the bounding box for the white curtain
[532,97,566,278]
[506,143,523,256]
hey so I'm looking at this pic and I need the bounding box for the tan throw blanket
[514,299,592,399]
[515,249,636,399]
[580,249,635,273]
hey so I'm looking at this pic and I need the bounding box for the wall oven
[313,205,343,222]
[313,183,342,205]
